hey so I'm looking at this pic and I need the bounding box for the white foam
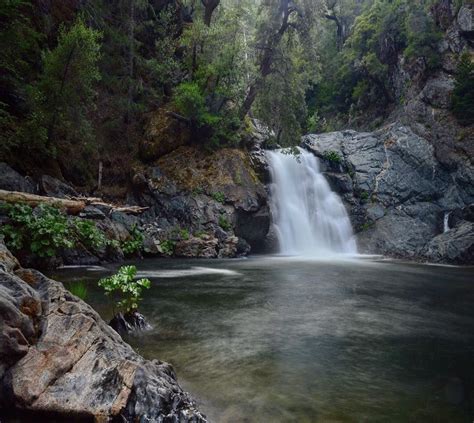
[267,148,358,257]
[136,267,241,279]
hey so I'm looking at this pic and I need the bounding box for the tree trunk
[239,0,296,118]
[0,190,85,215]
[201,0,220,26]
[126,0,135,124]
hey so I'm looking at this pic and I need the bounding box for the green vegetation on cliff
[0,0,471,186]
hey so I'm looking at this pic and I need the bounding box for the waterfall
[267,148,358,256]
[443,212,450,233]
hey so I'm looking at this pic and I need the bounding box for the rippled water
[50,256,474,422]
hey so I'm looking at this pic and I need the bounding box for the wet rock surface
[0,241,207,422]
[302,123,474,264]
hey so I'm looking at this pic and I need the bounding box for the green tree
[0,0,41,156]
[28,19,101,156]
[451,52,474,126]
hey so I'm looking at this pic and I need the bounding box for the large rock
[175,236,219,258]
[458,4,474,35]
[139,109,192,162]
[39,174,79,198]
[302,123,474,263]
[422,222,474,264]
[131,146,270,253]
[0,242,206,422]
[0,163,35,193]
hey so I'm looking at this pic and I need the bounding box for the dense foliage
[98,265,151,313]
[307,0,444,129]
[0,0,470,179]
[0,202,151,263]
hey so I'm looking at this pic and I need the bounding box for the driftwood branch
[0,190,149,216]
[0,190,85,215]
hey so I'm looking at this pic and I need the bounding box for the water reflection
[52,256,474,422]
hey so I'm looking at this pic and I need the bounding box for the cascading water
[267,147,358,256]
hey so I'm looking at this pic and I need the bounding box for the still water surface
[52,256,474,423]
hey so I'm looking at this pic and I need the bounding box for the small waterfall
[443,212,451,233]
[267,148,357,256]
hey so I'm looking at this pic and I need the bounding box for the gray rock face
[39,174,79,198]
[175,236,219,258]
[302,122,474,263]
[0,242,206,422]
[422,222,474,265]
[0,163,36,193]
[458,4,474,35]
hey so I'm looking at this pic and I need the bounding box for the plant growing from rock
[0,203,113,261]
[98,265,151,314]
[218,214,231,231]
[212,191,225,203]
[323,150,342,164]
[121,225,144,256]
[160,239,175,256]
[73,218,107,251]
[0,203,73,257]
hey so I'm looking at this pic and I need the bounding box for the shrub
[160,239,175,255]
[0,203,124,260]
[171,226,190,240]
[212,191,225,203]
[98,265,151,313]
[1,204,73,257]
[324,150,342,163]
[218,214,231,231]
[73,219,107,250]
[121,225,144,256]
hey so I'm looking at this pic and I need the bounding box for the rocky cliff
[302,123,473,264]
[298,3,474,264]
[0,241,206,422]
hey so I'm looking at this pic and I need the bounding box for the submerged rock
[0,242,206,422]
[110,311,152,335]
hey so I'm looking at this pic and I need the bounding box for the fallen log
[69,197,149,215]
[0,190,85,214]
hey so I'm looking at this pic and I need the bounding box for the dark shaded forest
[1,0,473,192]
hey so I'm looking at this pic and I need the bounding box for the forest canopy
[0,0,472,185]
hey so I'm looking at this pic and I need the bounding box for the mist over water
[267,148,357,256]
[52,257,474,423]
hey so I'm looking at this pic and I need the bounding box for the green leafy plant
[323,150,342,164]
[69,281,88,300]
[171,226,190,240]
[194,230,208,239]
[121,225,144,256]
[73,218,106,250]
[0,203,73,257]
[98,265,151,313]
[218,214,231,231]
[212,191,225,203]
[360,191,369,200]
[160,239,176,256]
